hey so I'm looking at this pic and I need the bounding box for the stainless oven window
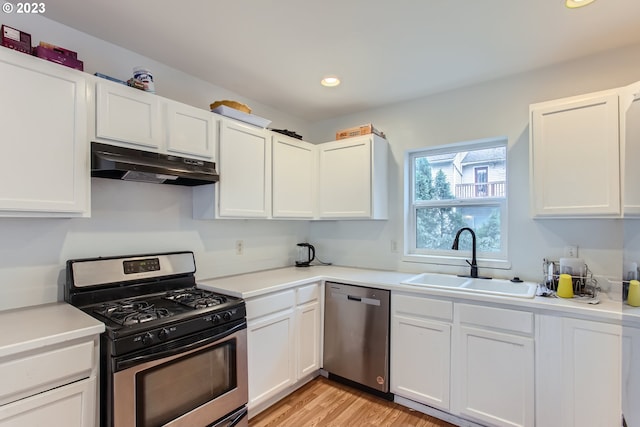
[137,340,237,427]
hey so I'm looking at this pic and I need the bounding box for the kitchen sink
[401,273,537,299]
[401,273,472,289]
[461,278,537,298]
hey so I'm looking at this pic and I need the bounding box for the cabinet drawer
[457,303,533,335]
[0,340,94,405]
[246,290,295,320]
[0,376,96,426]
[393,293,453,322]
[296,283,319,305]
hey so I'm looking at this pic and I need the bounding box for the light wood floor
[248,377,456,427]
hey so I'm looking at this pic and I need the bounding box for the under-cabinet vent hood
[91,142,219,186]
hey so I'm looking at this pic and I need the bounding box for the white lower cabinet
[295,283,321,379]
[623,324,640,427]
[391,293,534,427]
[0,377,96,427]
[536,314,621,427]
[453,304,534,427]
[246,282,322,416]
[391,293,452,411]
[0,335,100,427]
[246,290,296,412]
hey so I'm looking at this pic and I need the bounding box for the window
[405,137,508,266]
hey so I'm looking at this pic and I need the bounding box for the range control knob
[158,328,170,340]
[211,314,222,324]
[222,311,232,322]
[141,332,153,345]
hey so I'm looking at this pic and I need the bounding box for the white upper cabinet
[0,49,89,217]
[164,100,217,160]
[95,80,217,160]
[621,81,640,217]
[272,134,316,218]
[318,134,388,219]
[530,89,621,218]
[95,81,162,150]
[217,119,270,218]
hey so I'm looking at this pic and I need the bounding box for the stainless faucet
[451,227,490,279]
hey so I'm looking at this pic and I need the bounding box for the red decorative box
[1,25,32,54]
[33,43,83,71]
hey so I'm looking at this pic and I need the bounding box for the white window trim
[402,137,511,271]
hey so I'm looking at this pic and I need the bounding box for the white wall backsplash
[0,179,309,311]
[308,43,640,282]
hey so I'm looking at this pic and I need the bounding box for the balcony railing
[455,181,505,198]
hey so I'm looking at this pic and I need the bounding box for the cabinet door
[530,91,620,217]
[247,309,296,410]
[218,120,270,217]
[0,50,88,216]
[296,301,321,379]
[95,81,161,149]
[456,326,534,427]
[561,318,621,427]
[165,100,217,160]
[319,137,372,218]
[621,82,640,216]
[0,377,96,427]
[391,314,451,410]
[623,326,640,427]
[272,135,316,218]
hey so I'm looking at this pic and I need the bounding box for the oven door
[112,327,247,427]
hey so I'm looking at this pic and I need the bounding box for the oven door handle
[116,321,246,371]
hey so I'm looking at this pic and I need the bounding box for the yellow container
[557,273,574,298]
[628,280,640,307]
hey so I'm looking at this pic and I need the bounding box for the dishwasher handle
[332,292,381,306]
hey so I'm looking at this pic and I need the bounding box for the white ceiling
[44,0,640,121]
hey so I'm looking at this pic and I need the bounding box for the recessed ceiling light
[321,76,340,87]
[566,0,596,8]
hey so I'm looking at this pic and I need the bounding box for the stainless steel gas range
[65,251,248,427]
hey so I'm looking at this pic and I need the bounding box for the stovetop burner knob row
[210,311,233,325]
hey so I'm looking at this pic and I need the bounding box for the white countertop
[0,302,105,358]
[198,265,624,323]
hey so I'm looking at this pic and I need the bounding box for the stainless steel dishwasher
[323,282,391,396]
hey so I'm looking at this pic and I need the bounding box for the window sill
[401,253,512,271]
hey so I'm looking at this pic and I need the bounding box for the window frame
[403,136,510,270]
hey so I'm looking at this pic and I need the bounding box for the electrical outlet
[235,240,244,255]
[390,240,398,253]
[564,245,578,258]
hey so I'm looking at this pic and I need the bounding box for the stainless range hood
[91,142,219,186]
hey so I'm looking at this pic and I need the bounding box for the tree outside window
[408,140,507,258]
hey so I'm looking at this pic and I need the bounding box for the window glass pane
[414,146,506,202]
[416,206,501,252]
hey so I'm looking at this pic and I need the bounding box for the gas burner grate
[94,300,172,326]
[163,288,228,309]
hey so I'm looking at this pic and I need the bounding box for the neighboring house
[428,148,506,199]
